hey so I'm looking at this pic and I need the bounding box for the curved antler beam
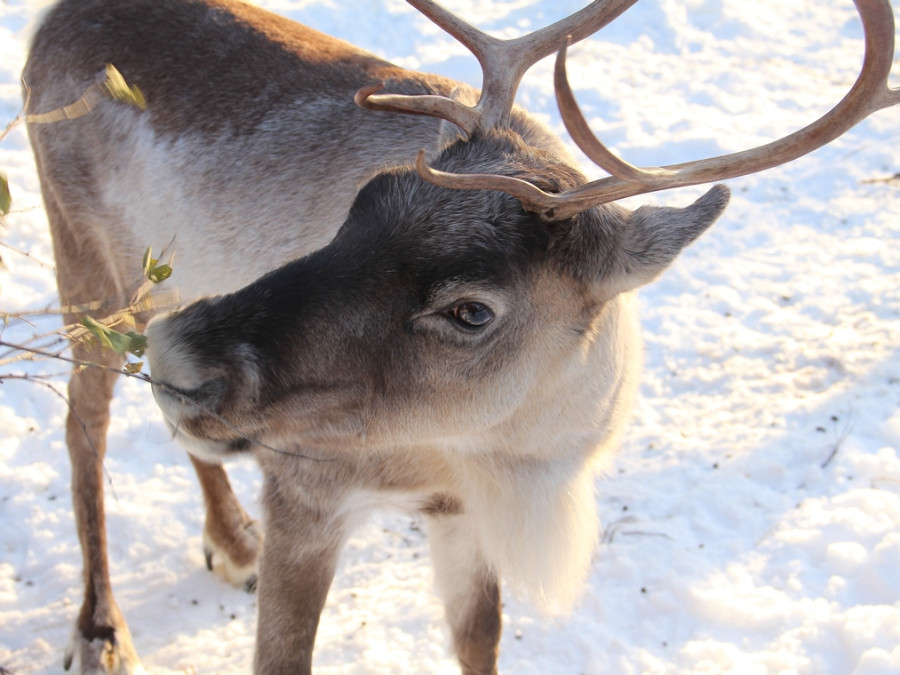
[404,0,898,222]
[552,0,900,209]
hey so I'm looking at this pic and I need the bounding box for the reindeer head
[146,0,897,463]
[146,126,728,462]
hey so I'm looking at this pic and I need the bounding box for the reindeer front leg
[253,470,346,675]
[63,344,141,674]
[189,455,263,592]
[426,514,502,675]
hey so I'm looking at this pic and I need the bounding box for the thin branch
[0,266,180,367]
[2,371,119,501]
[0,79,31,143]
[0,110,23,144]
[861,171,900,184]
[0,329,71,367]
[0,339,331,462]
[0,240,56,270]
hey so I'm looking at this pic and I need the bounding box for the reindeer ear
[615,183,730,290]
[556,184,730,296]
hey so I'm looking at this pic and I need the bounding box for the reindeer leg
[62,344,141,675]
[35,178,142,673]
[188,455,263,592]
[252,471,345,675]
[426,514,502,675]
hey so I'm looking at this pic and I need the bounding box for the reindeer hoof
[202,518,263,592]
[64,623,144,675]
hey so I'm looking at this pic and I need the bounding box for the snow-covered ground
[1,0,899,673]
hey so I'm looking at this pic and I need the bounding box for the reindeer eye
[448,302,494,329]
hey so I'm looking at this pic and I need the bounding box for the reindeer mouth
[151,377,255,460]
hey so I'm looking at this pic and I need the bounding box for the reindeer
[23,0,898,673]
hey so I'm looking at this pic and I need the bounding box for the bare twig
[821,411,854,468]
[0,339,331,462]
[861,171,900,184]
[0,240,55,270]
[601,515,636,543]
[0,258,180,368]
[2,371,119,501]
[0,111,23,144]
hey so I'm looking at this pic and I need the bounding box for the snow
[1,0,899,673]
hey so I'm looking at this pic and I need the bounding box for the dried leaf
[104,64,146,110]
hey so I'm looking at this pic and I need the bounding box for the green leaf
[148,263,172,283]
[141,246,173,283]
[103,64,147,110]
[0,173,11,217]
[122,331,148,357]
[81,316,148,357]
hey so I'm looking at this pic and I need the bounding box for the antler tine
[414,147,605,222]
[549,0,900,217]
[360,0,638,131]
[409,0,898,222]
[503,0,638,63]
[423,0,639,128]
[403,0,496,62]
[354,83,481,134]
[480,0,638,128]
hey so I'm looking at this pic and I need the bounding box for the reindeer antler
[357,0,637,132]
[359,0,900,221]
[547,0,900,216]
